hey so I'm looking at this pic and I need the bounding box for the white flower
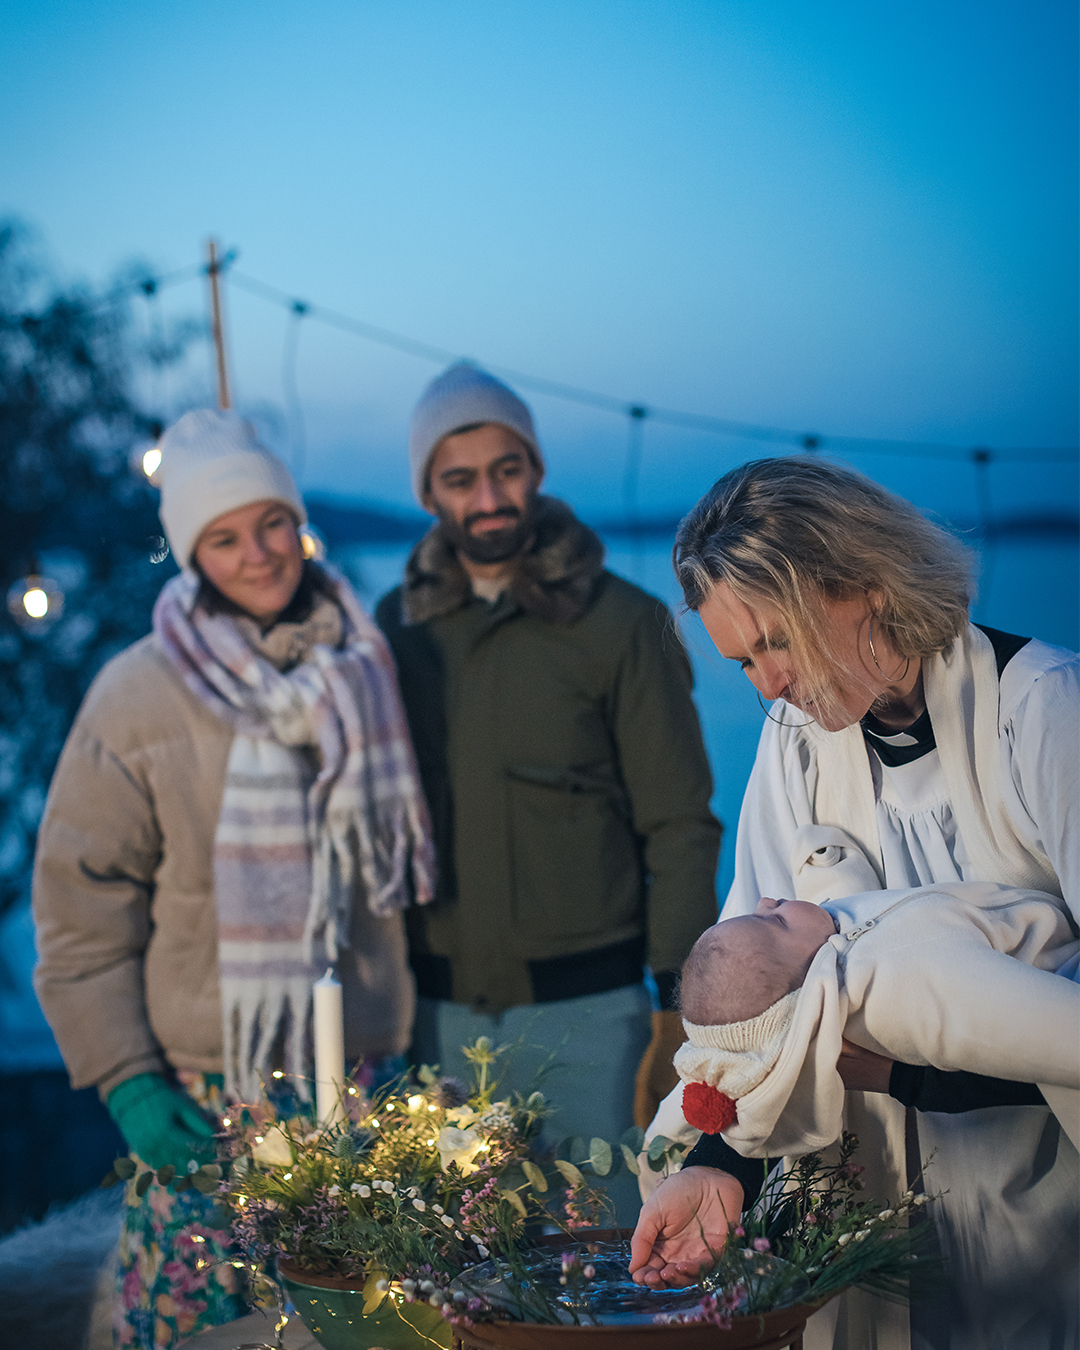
[432,1204,444,1216]
[420,1280,435,1294]
[375,1278,388,1291]
[877,1209,894,1220]
[251,1126,293,1167]
[440,1214,455,1228]
[327,1185,341,1197]
[477,1245,489,1258]
[837,1232,853,1246]
[855,1230,870,1241]
[914,1194,930,1206]
[412,1199,426,1212]
[401,1279,416,1294]
[407,1186,421,1198]
[445,1106,479,1126]
[480,1102,514,1128]
[437,1126,484,1176]
[351,1183,371,1197]
[455,1230,464,1240]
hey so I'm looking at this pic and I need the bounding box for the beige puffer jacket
[32,633,415,1098]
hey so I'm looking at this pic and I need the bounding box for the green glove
[106,1073,218,1173]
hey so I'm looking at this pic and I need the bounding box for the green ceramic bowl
[278,1263,453,1350]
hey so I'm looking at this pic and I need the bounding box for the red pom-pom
[683,1081,738,1133]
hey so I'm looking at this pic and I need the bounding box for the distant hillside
[304,494,1078,546]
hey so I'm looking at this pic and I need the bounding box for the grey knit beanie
[408,362,542,503]
[157,408,306,568]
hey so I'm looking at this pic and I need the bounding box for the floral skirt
[113,1073,247,1350]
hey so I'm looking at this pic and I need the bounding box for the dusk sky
[2,0,1076,525]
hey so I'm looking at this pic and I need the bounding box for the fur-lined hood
[401,496,605,626]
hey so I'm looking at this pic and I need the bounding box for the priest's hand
[634,1009,687,1129]
[628,1166,744,1287]
[106,1072,218,1174]
[838,1038,894,1093]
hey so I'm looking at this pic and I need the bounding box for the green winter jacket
[375,497,721,1014]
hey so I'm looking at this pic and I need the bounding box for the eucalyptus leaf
[99,1170,120,1189]
[522,1160,548,1193]
[197,1163,223,1182]
[361,1271,388,1316]
[113,1158,137,1180]
[156,1165,175,1186]
[553,1159,585,1189]
[588,1138,612,1176]
[192,1174,218,1195]
[620,1143,641,1176]
[621,1125,646,1153]
[499,1187,527,1218]
[647,1151,669,1172]
[647,1134,672,1162]
[174,1176,192,1193]
[135,1171,154,1198]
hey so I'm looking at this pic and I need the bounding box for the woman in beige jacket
[32,408,433,1350]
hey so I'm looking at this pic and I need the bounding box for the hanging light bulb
[7,572,64,631]
[131,423,165,485]
[299,524,326,561]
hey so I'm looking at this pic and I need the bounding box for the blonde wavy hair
[674,457,975,723]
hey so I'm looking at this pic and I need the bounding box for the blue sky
[1,0,1076,522]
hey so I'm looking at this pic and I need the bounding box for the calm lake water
[340,531,1079,902]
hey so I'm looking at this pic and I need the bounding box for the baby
[672,825,1080,1158]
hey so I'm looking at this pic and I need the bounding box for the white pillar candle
[313,968,346,1127]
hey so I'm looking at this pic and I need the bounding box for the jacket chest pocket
[505,766,642,941]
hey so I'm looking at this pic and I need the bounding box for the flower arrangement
[216,1039,675,1291]
[651,1131,939,1330]
[102,1047,935,1348]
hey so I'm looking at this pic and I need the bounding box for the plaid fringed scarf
[153,566,434,1101]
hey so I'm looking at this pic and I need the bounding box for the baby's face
[728,897,836,991]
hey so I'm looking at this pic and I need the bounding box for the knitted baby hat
[408,362,543,504]
[674,990,800,1133]
[157,409,306,568]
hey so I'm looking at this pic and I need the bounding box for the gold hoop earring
[755,690,813,729]
[867,617,911,684]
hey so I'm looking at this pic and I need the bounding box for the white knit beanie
[156,409,307,568]
[674,991,800,1100]
[408,362,543,504]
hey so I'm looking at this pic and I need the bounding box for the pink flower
[752,1237,771,1253]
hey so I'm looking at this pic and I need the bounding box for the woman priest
[629,456,1079,1350]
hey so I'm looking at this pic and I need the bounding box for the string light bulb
[142,446,162,479]
[7,573,64,631]
[299,524,325,560]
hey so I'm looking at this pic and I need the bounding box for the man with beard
[376,364,720,1216]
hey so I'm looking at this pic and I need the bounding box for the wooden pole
[206,238,232,410]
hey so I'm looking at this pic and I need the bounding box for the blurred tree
[0,221,201,1233]
[0,220,187,922]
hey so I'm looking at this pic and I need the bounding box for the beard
[437,501,537,565]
